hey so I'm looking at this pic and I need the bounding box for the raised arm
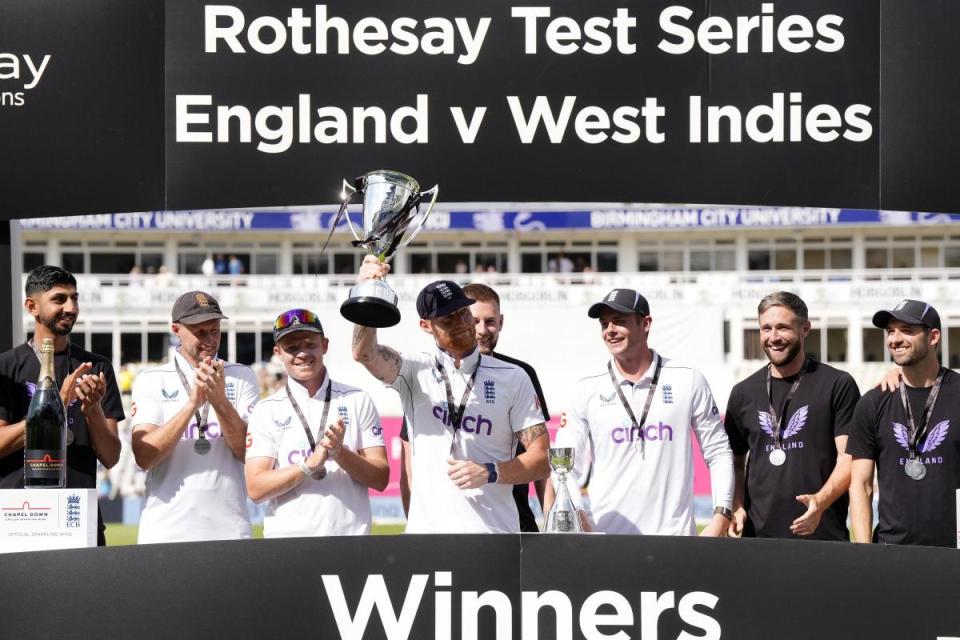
[352,326,402,385]
[351,256,403,384]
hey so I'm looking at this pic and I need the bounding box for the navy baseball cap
[588,288,651,318]
[172,291,228,324]
[273,309,325,342]
[872,299,941,331]
[416,280,475,319]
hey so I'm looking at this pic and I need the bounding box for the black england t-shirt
[0,342,126,489]
[846,369,960,548]
[724,359,860,541]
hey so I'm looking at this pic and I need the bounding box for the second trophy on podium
[544,447,582,533]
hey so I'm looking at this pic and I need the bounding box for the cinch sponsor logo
[612,421,673,444]
[319,571,721,640]
[432,406,493,435]
[182,421,222,439]
[288,446,315,465]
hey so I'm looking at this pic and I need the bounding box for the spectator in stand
[548,252,574,273]
[214,254,227,275]
[228,255,244,275]
[201,255,216,276]
[156,265,173,288]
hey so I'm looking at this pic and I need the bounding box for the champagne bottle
[24,338,67,488]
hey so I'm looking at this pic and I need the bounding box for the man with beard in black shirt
[0,266,124,546]
[724,292,860,540]
[848,300,960,547]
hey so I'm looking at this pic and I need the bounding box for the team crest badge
[758,405,808,441]
[893,420,949,454]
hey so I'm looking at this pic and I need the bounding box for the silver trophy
[336,170,438,328]
[544,447,583,533]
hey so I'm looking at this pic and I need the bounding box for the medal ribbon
[285,379,332,454]
[436,355,482,455]
[607,354,663,456]
[174,357,211,441]
[898,369,944,461]
[765,358,809,451]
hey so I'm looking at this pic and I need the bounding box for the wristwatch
[484,463,498,485]
[298,460,326,480]
[713,506,733,520]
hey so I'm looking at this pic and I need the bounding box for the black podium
[1,535,957,639]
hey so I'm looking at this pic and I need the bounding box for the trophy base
[341,281,401,328]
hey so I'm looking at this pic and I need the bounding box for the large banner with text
[0,535,958,639]
[1,1,960,217]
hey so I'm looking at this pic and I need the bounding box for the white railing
[39,266,960,292]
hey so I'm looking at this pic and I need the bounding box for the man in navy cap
[351,256,549,533]
[546,288,734,536]
[848,299,960,547]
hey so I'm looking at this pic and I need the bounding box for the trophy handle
[392,185,438,255]
[320,178,365,257]
[340,178,366,245]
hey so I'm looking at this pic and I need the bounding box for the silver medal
[193,438,211,455]
[904,458,926,480]
[769,448,787,466]
[66,429,74,446]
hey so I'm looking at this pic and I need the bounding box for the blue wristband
[484,463,498,485]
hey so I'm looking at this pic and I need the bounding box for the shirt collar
[435,344,481,375]
[173,348,196,373]
[609,350,660,387]
[286,371,330,402]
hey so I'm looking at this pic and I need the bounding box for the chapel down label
[24,338,67,487]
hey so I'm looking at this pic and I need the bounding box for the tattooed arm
[350,256,403,384]
[352,326,402,385]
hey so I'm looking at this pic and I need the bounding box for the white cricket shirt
[131,350,258,543]
[555,351,733,535]
[246,374,384,537]
[390,347,545,533]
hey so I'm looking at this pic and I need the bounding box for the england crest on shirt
[758,405,808,452]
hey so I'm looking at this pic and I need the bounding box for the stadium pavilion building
[17,204,960,416]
